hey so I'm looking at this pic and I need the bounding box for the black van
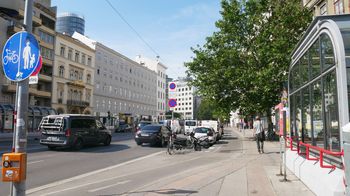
[39,114,112,150]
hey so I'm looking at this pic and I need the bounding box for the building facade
[169,79,196,120]
[135,55,167,121]
[72,33,157,123]
[52,33,94,114]
[56,12,85,36]
[303,0,350,16]
[0,0,56,107]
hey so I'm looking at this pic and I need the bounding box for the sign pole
[12,0,33,195]
[282,110,287,181]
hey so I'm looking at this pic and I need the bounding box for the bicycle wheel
[3,56,8,65]
[12,54,19,63]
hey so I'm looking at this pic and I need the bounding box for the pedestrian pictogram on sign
[168,99,177,108]
[2,31,40,82]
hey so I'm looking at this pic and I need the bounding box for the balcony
[38,74,52,82]
[18,8,42,27]
[29,88,51,98]
[67,80,85,88]
[2,84,16,93]
[7,24,22,35]
[42,57,53,66]
[67,100,90,107]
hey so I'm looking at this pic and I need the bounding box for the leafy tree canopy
[185,0,312,119]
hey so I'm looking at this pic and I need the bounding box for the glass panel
[302,86,312,143]
[295,91,302,141]
[294,63,301,90]
[347,68,350,116]
[289,67,294,92]
[324,71,340,151]
[300,52,309,85]
[311,80,324,147]
[320,34,335,71]
[290,94,295,138]
[310,39,321,79]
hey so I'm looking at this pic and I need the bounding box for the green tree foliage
[185,0,312,120]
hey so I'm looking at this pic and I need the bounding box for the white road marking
[88,180,130,192]
[28,160,44,165]
[26,151,163,195]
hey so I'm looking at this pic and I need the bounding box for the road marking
[88,180,130,192]
[26,151,163,195]
[28,160,44,165]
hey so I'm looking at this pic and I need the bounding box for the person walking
[253,116,265,153]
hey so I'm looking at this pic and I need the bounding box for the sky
[51,0,222,79]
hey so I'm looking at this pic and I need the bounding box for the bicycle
[3,49,19,65]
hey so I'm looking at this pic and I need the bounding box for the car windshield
[141,125,161,132]
[185,121,196,126]
[195,127,210,133]
[139,122,152,128]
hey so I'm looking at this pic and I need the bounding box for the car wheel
[73,138,83,150]
[104,136,111,146]
[136,141,142,145]
[48,145,56,150]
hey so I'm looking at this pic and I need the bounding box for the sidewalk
[0,132,41,142]
[213,127,315,196]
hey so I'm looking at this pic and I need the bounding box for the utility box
[2,152,27,182]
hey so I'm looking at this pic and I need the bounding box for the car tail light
[65,129,71,137]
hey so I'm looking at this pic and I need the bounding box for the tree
[185,0,312,126]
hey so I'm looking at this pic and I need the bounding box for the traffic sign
[169,82,176,90]
[2,31,40,82]
[168,99,177,108]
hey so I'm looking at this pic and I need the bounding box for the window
[40,47,54,60]
[59,66,64,77]
[68,48,73,60]
[334,0,344,14]
[81,54,86,65]
[75,51,80,63]
[320,34,335,71]
[87,56,92,66]
[60,45,65,57]
[320,3,327,15]
[87,74,91,84]
[310,39,320,79]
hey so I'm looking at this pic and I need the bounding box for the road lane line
[88,180,130,193]
[26,151,163,195]
[28,160,44,165]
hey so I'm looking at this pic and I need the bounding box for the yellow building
[52,33,95,114]
[303,0,350,16]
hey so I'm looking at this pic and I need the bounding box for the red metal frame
[293,141,344,170]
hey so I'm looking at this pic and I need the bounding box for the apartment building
[72,32,157,121]
[52,33,94,114]
[0,0,56,107]
[303,0,350,15]
[135,55,167,121]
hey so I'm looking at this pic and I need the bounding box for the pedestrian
[253,116,265,153]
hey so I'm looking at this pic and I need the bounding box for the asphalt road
[0,130,242,196]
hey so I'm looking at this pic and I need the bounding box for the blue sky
[51,0,222,79]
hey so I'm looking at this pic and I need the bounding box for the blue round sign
[168,99,177,108]
[169,82,176,90]
[2,31,40,82]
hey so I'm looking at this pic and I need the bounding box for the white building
[135,55,167,121]
[168,79,196,120]
[72,32,157,123]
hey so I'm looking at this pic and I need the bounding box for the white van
[184,120,198,135]
[162,119,181,133]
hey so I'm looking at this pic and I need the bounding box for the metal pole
[12,0,32,195]
[283,110,287,181]
[277,135,283,176]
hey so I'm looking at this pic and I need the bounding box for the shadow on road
[221,136,238,140]
[47,144,131,153]
[115,188,198,195]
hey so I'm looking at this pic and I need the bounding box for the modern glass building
[288,14,350,195]
[56,12,85,36]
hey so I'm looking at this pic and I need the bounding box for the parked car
[194,127,217,145]
[117,124,133,132]
[134,124,171,147]
[135,121,153,132]
[184,120,198,135]
[39,114,112,150]
[201,120,222,141]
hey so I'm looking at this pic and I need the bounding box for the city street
[0,128,314,196]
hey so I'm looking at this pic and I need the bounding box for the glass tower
[56,12,85,36]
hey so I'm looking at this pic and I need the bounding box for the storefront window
[302,86,312,143]
[310,39,321,79]
[320,34,335,72]
[311,80,324,147]
[290,94,295,137]
[323,71,340,151]
[296,91,302,140]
